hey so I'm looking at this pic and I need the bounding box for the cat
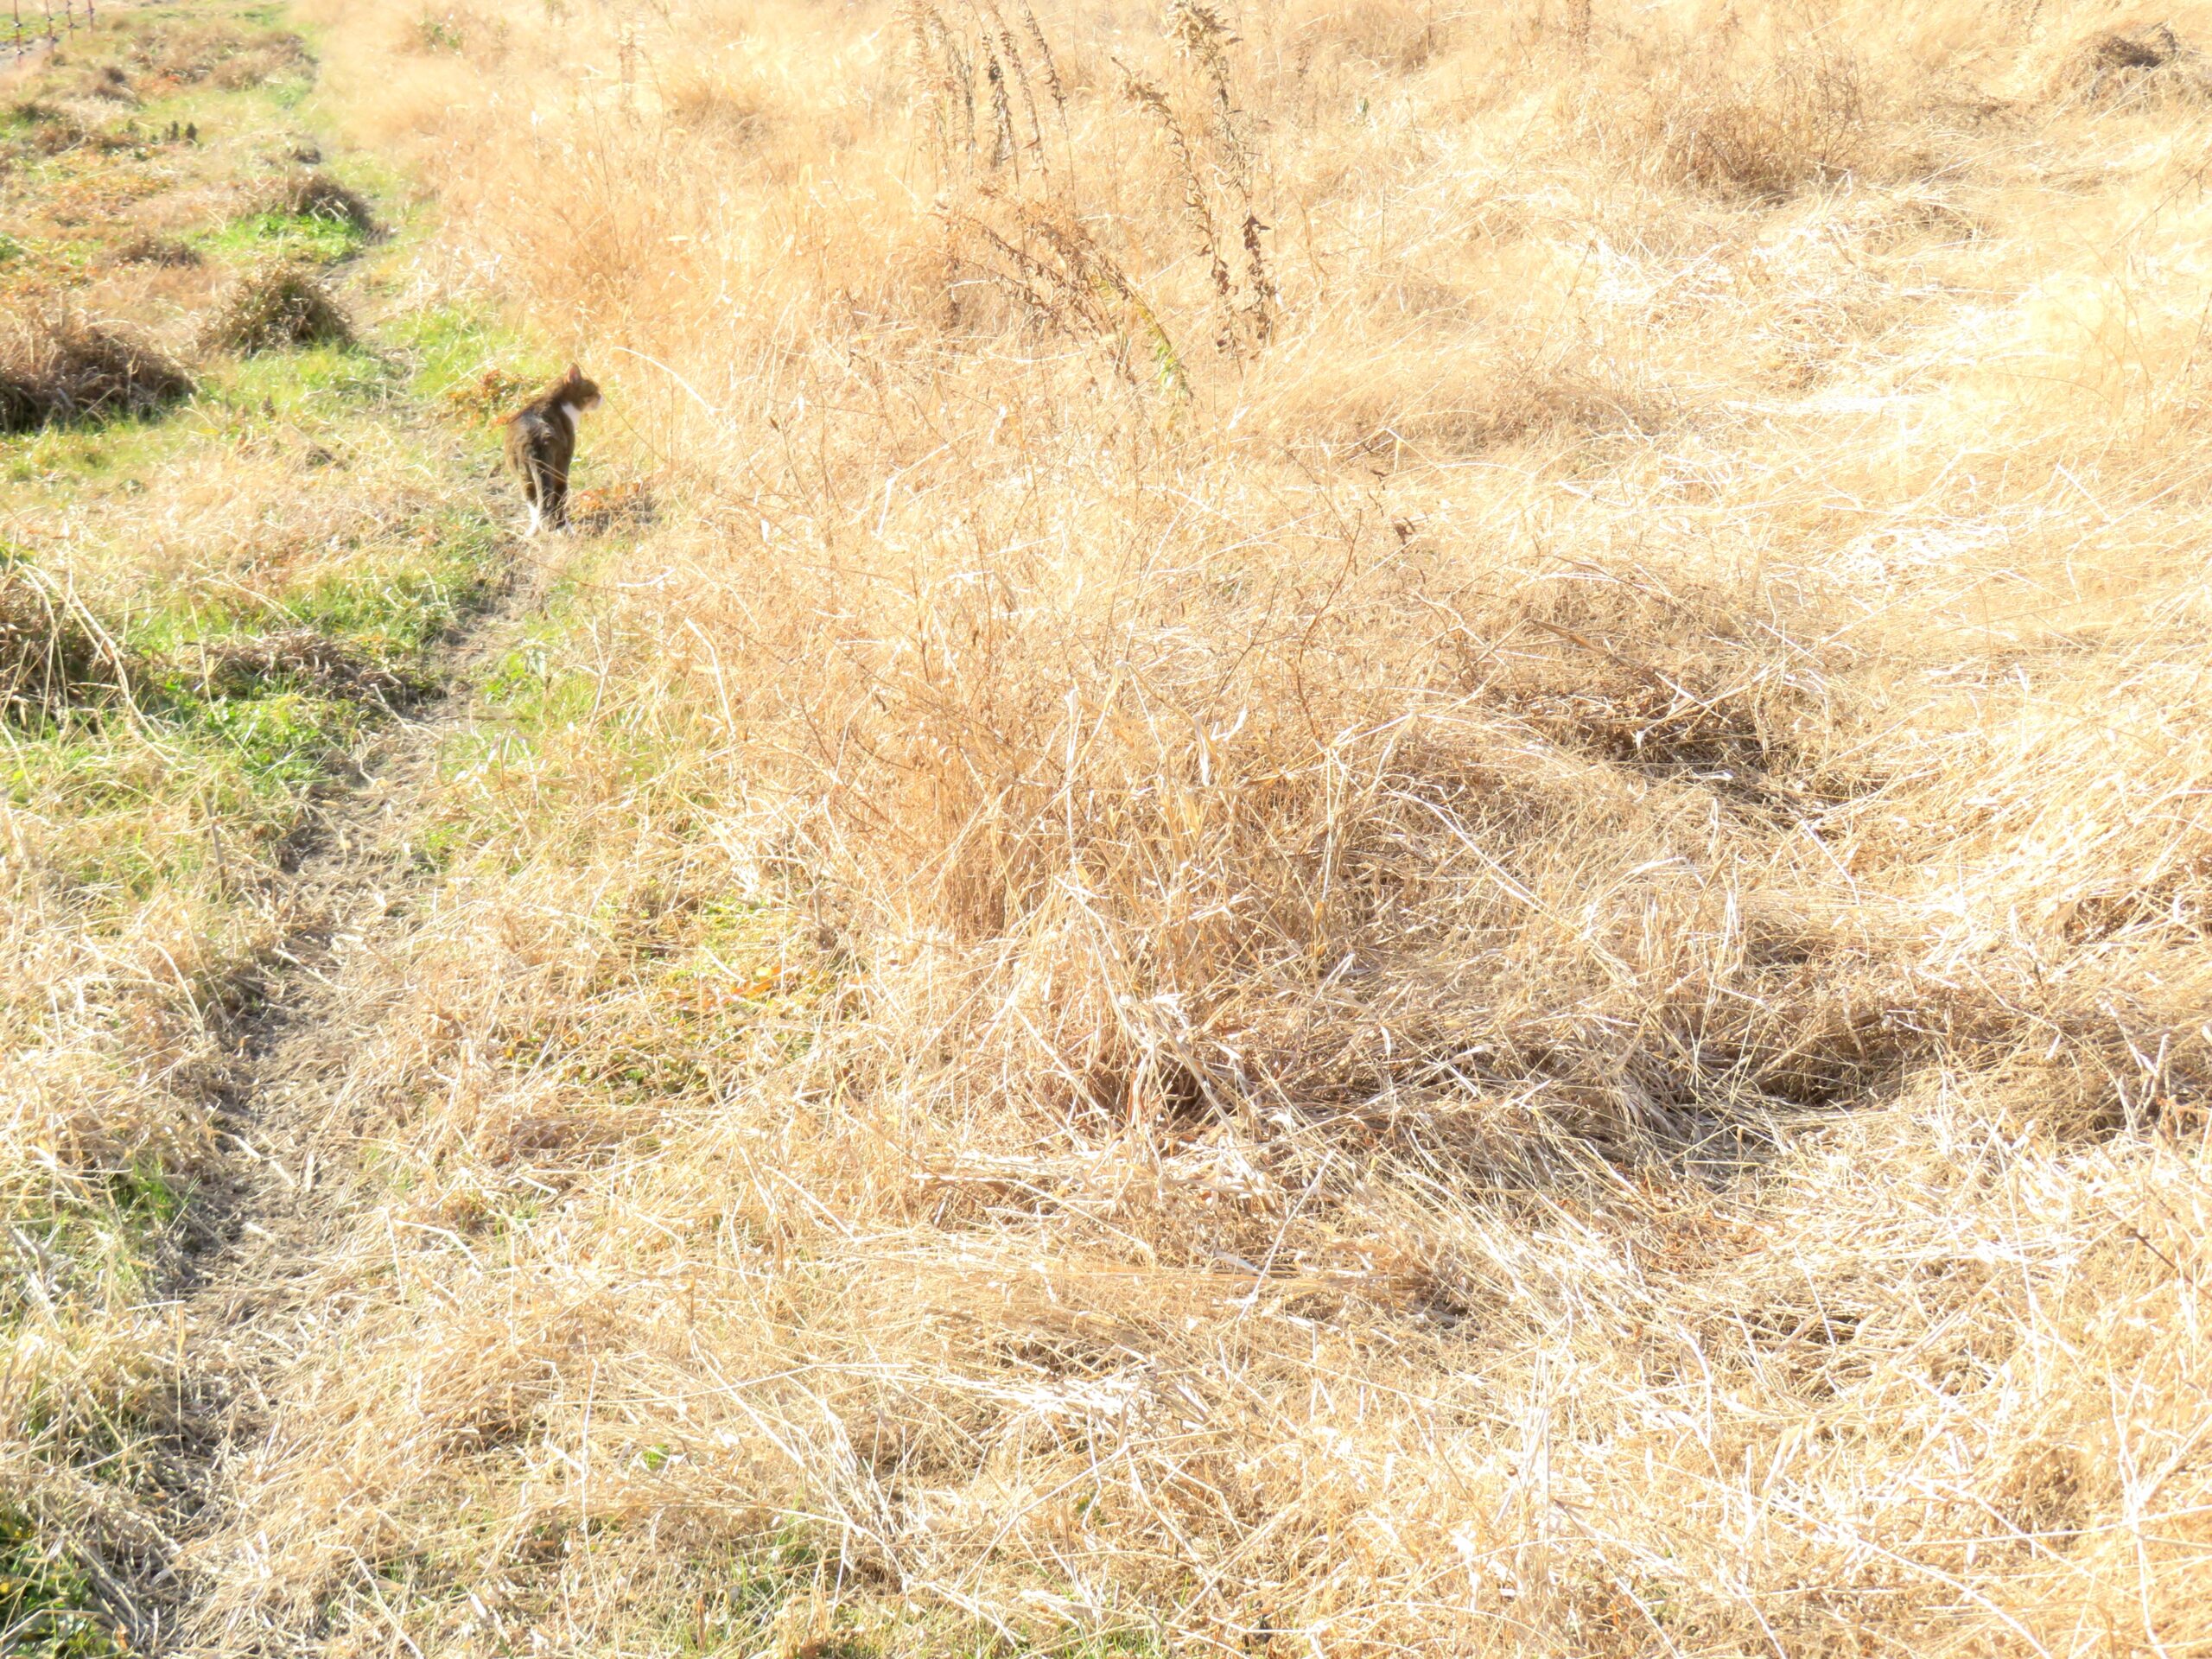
[502,364,602,534]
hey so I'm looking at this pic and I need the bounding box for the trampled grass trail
[15,0,2212,1653]
[0,5,593,1649]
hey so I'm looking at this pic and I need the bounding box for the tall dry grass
[187,0,2212,1649]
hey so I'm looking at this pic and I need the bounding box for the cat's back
[504,397,555,467]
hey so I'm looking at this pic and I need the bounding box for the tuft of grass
[2051,21,2212,106]
[253,166,380,234]
[5,102,104,157]
[664,70,775,141]
[200,259,356,353]
[0,318,195,433]
[0,561,129,724]
[79,64,140,105]
[1630,41,1878,198]
[111,232,203,268]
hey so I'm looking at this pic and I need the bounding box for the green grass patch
[0,1155,188,1334]
[3,715,314,899]
[287,522,500,654]
[163,683,366,788]
[386,299,556,438]
[213,341,394,410]
[150,514,497,671]
[389,301,541,396]
[2,413,196,486]
[203,207,369,264]
[105,1160,183,1229]
[480,634,601,730]
[0,1510,118,1659]
[130,79,297,138]
[671,1522,878,1656]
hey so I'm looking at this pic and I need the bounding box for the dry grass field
[8,0,2212,1651]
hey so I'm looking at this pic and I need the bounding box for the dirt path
[0,6,577,1651]
[138,567,542,1653]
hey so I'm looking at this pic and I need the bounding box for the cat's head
[560,363,603,410]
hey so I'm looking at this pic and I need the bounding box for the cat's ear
[568,361,582,381]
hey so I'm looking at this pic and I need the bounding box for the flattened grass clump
[194,627,407,703]
[79,63,139,104]
[1470,571,1834,796]
[2053,22,2212,106]
[111,232,203,269]
[130,21,314,91]
[1634,45,1878,198]
[255,168,379,234]
[9,102,99,157]
[664,71,774,142]
[0,563,127,725]
[0,316,196,432]
[200,260,355,353]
